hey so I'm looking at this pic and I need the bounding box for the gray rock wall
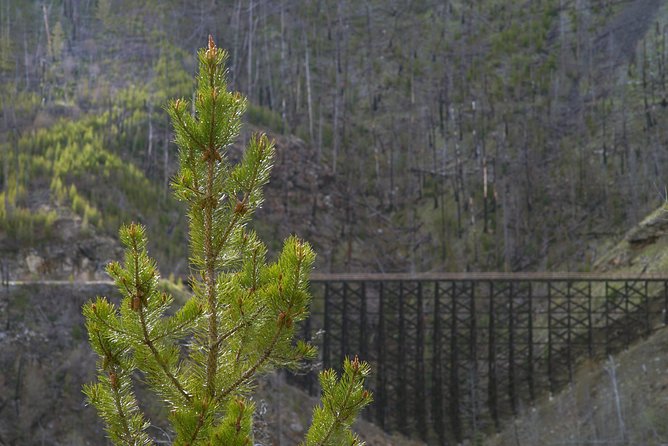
[0,283,118,445]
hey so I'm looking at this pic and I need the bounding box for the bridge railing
[291,273,668,445]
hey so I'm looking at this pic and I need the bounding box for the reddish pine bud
[234,200,247,215]
[206,34,217,60]
[278,311,292,328]
[351,355,360,371]
[235,398,245,432]
[202,148,221,163]
[131,295,141,311]
[109,371,118,389]
[277,311,292,328]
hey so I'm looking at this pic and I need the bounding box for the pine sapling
[83,36,371,446]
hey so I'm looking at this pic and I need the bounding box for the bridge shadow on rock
[288,273,668,445]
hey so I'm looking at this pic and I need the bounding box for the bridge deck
[311,272,668,281]
[5,272,668,286]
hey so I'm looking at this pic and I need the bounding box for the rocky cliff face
[595,206,668,274]
[1,207,122,282]
[484,326,668,446]
[0,283,115,445]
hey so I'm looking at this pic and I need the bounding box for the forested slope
[2,0,668,275]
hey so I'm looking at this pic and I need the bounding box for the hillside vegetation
[2,1,668,275]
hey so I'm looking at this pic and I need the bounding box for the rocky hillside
[0,209,121,281]
[595,205,668,275]
[485,326,668,445]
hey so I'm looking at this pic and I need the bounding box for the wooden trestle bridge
[292,272,668,445]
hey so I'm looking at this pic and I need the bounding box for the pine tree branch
[217,323,284,403]
[94,329,120,373]
[313,365,362,446]
[90,309,134,340]
[137,306,192,403]
[207,62,217,155]
[187,415,206,446]
[204,99,219,400]
[291,241,306,302]
[149,317,194,343]
[218,249,305,403]
[180,181,204,198]
[172,110,207,154]
[211,137,269,259]
[212,248,264,351]
[109,370,135,445]
[130,236,191,403]
[183,325,284,446]
[212,210,244,264]
[213,303,267,350]
[190,257,303,443]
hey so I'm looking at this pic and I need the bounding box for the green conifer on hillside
[82,36,371,445]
